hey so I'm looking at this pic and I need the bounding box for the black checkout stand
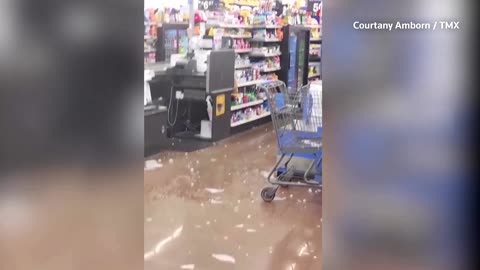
[144,50,235,156]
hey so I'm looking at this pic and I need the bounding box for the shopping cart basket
[258,81,322,202]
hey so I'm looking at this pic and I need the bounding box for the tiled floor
[144,124,322,270]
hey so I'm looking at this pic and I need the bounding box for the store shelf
[231,112,271,127]
[260,67,281,73]
[251,25,283,29]
[310,38,322,42]
[144,35,157,40]
[228,34,252,39]
[144,49,156,53]
[250,51,282,57]
[221,24,253,29]
[251,38,281,42]
[237,79,277,87]
[237,80,263,87]
[305,25,321,29]
[308,74,321,79]
[235,48,253,53]
[309,56,321,62]
[231,99,266,111]
[235,64,252,69]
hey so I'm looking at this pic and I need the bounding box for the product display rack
[249,51,281,57]
[210,19,282,129]
[231,98,266,111]
[231,22,282,128]
[231,112,271,127]
[235,63,253,69]
[307,25,322,81]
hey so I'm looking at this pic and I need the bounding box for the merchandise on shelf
[252,14,266,25]
[225,28,252,38]
[235,68,260,84]
[251,56,280,71]
[309,44,321,56]
[259,73,278,81]
[144,52,156,64]
[145,25,158,38]
[232,38,251,49]
[310,27,321,39]
[222,10,253,26]
[308,63,321,77]
[230,104,269,125]
[251,45,280,54]
[144,9,160,25]
[235,54,251,66]
[251,27,283,41]
[231,91,258,106]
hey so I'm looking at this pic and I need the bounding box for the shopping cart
[258,81,322,202]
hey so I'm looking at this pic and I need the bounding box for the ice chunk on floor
[205,188,224,194]
[235,224,244,228]
[180,264,195,269]
[246,229,256,233]
[273,196,286,201]
[145,160,163,171]
[260,171,269,178]
[169,158,174,164]
[212,253,236,264]
[210,158,217,162]
[210,199,223,204]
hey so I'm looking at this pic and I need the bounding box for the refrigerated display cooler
[156,23,189,62]
[279,25,310,93]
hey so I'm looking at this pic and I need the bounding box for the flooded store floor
[144,124,322,270]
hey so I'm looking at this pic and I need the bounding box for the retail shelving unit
[231,98,266,111]
[215,19,283,129]
[144,24,158,64]
[231,112,271,127]
[155,23,189,62]
[307,24,322,81]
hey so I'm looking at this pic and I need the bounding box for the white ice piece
[205,188,224,194]
[210,199,223,204]
[212,254,236,264]
[260,171,269,178]
[145,160,163,171]
[180,264,195,269]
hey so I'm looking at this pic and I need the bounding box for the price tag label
[307,0,322,14]
[198,0,218,11]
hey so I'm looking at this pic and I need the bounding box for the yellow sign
[216,94,226,116]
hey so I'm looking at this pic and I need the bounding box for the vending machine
[279,25,310,93]
[156,23,189,62]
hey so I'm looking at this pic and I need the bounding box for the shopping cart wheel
[261,187,276,202]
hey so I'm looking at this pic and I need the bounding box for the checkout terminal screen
[207,50,235,93]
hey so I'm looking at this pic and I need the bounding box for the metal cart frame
[258,81,322,202]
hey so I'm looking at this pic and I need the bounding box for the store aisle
[144,124,322,270]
